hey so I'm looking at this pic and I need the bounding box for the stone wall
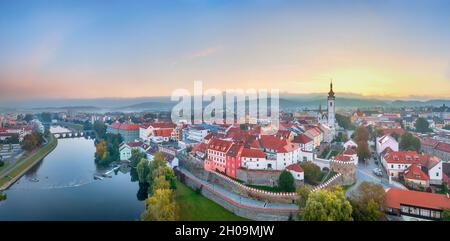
[179,172,298,221]
[208,171,297,204]
[330,160,356,185]
[236,168,281,186]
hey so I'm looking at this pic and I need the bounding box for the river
[0,127,145,220]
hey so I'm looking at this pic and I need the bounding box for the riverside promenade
[0,136,58,191]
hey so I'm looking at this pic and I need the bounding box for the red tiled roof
[436,142,450,153]
[384,188,450,210]
[334,154,352,162]
[0,127,7,133]
[208,138,234,153]
[192,143,208,153]
[241,148,266,158]
[404,164,429,181]
[122,141,144,148]
[343,149,357,155]
[259,135,299,153]
[154,128,173,137]
[383,151,433,165]
[292,134,313,144]
[110,123,140,130]
[382,128,405,136]
[286,163,304,173]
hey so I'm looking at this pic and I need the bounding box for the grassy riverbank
[0,135,57,189]
[174,181,248,221]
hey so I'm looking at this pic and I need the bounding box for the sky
[0,0,449,102]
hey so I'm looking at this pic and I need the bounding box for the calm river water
[0,127,145,220]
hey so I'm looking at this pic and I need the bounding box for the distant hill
[2,94,449,113]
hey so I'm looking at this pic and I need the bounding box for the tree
[141,188,176,221]
[0,192,6,202]
[23,114,34,123]
[443,209,450,221]
[130,149,147,168]
[278,170,295,192]
[349,181,386,221]
[21,132,44,151]
[444,125,450,131]
[356,140,371,162]
[93,121,107,140]
[302,186,353,221]
[335,132,348,143]
[336,114,355,130]
[152,175,171,193]
[300,162,322,185]
[415,117,431,133]
[354,125,369,143]
[296,186,311,210]
[391,132,400,141]
[399,132,421,152]
[137,159,150,183]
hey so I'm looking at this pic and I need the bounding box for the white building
[376,135,399,155]
[184,126,209,142]
[343,139,358,150]
[286,163,304,181]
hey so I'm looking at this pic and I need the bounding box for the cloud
[186,46,224,60]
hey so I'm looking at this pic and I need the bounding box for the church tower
[327,80,336,128]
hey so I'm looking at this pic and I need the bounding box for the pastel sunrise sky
[0,0,449,101]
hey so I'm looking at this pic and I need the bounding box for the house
[403,164,430,189]
[258,135,301,170]
[381,151,443,185]
[119,141,150,161]
[240,148,271,170]
[292,134,314,152]
[139,122,177,142]
[286,163,304,182]
[184,125,209,143]
[343,148,358,165]
[376,135,399,155]
[204,139,234,173]
[384,188,450,221]
[343,139,358,150]
[304,127,322,147]
[225,144,243,178]
[107,122,140,142]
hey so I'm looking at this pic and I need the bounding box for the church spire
[328,79,335,99]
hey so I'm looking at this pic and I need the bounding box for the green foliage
[137,159,150,183]
[302,186,353,221]
[349,181,386,221]
[0,192,6,202]
[300,162,322,185]
[336,114,355,130]
[296,186,311,210]
[335,132,348,143]
[415,117,432,133]
[39,112,52,123]
[443,125,450,131]
[278,170,295,192]
[239,123,248,130]
[399,132,421,152]
[0,160,4,167]
[443,209,450,221]
[130,149,147,168]
[93,121,107,140]
[94,133,123,166]
[21,132,44,151]
[141,188,176,221]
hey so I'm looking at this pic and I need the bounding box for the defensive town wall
[178,171,298,221]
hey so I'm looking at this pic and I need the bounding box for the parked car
[372,168,383,177]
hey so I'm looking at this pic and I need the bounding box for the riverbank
[0,135,58,191]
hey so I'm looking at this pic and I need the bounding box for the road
[346,155,407,196]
